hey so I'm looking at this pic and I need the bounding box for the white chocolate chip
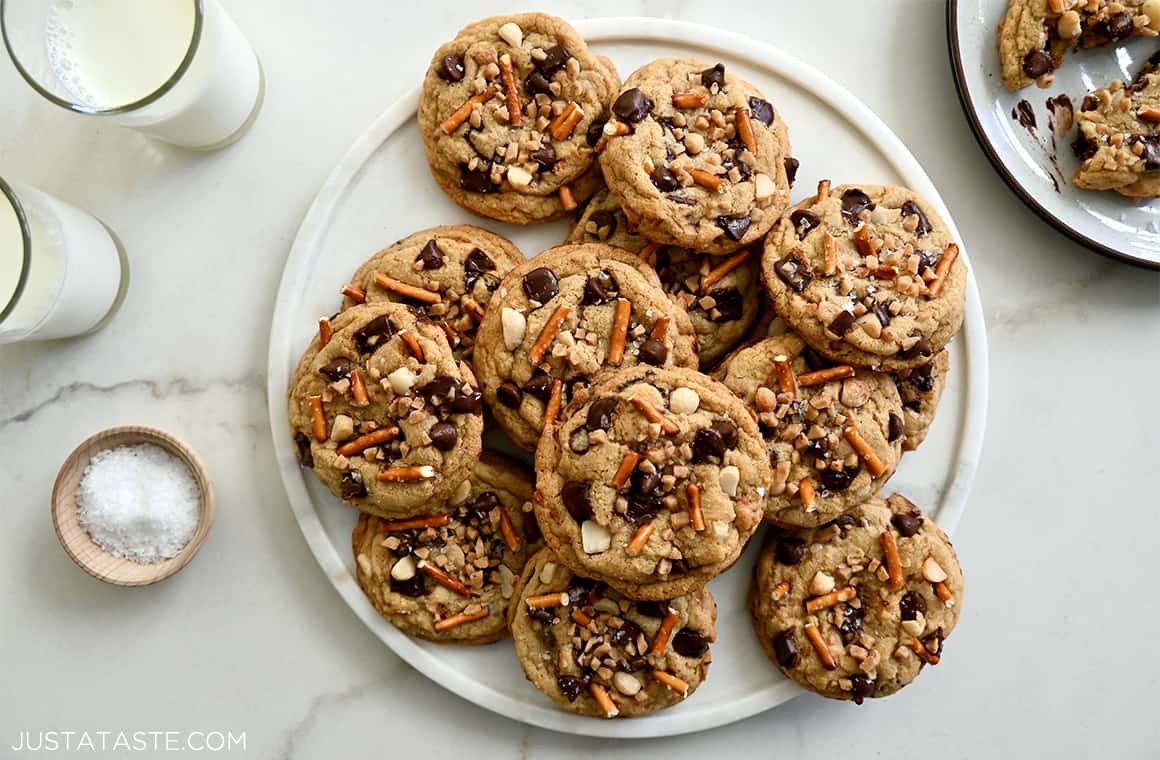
[501,307,527,350]
[388,367,416,395]
[613,672,642,696]
[922,557,948,583]
[809,571,835,596]
[753,173,776,200]
[669,387,700,415]
[581,520,612,554]
[330,414,355,442]
[901,611,925,637]
[506,165,533,189]
[719,465,740,497]
[539,561,557,584]
[356,552,372,576]
[390,554,417,581]
[499,565,516,599]
[498,22,524,48]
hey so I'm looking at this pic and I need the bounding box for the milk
[45,0,262,148]
[0,183,124,343]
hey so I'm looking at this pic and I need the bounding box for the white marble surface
[1,1,1158,757]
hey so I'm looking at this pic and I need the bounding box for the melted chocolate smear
[612,88,653,123]
[838,603,864,644]
[523,267,559,303]
[1133,136,1160,170]
[417,239,445,270]
[848,674,875,705]
[870,299,893,328]
[318,357,353,381]
[900,590,927,621]
[437,54,465,82]
[1012,99,1037,133]
[636,600,668,618]
[528,606,559,625]
[898,337,933,361]
[294,432,314,467]
[390,574,427,597]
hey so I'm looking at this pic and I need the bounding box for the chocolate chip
[586,119,606,147]
[612,88,653,123]
[692,427,725,463]
[524,371,553,402]
[908,362,935,393]
[802,346,829,371]
[838,604,864,643]
[586,397,618,431]
[463,248,496,291]
[887,413,904,442]
[900,200,932,236]
[428,421,457,451]
[717,214,751,242]
[417,239,445,270]
[589,210,617,238]
[784,156,799,186]
[900,590,927,621]
[700,62,726,90]
[523,267,559,303]
[840,188,874,223]
[631,468,661,498]
[473,492,500,514]
[460,163,494,193]
[562,481,591,522]
[672,628,711,658]
[670,194,698,206]
[749,97,774,126]
[582,270,618,305]
[899,337,933,360]
[772,630,799,668]
[773,256,813,293]
[1080,94,1100,112]
[528,606,558,625]
[496,381,522,408]
[436,53,465,82]
[635,600,668,618]
[611,621,644,651]
[1133,136,1160,170]
[294,433,314,467]
[650,165,680,192]
[535,44,569,73]
[354,315,394,353]
[670,557,689,575]
[524,70,551,95]
[1107,11,1134,40]
[819,465,858,493]
[708,286,743,322]
[790,210,820,240]
[621,655,649,672]
[390,574,427,597]
[1022,50,1053,79]
[848,674,874,704]
[828,310,856,337]
[623,494,660,523]
[318,357,353,381]
[341,470,367,499]
[870,299,893,328]
[450,386,483,415]
[638,338,667,366]
[530,144,557,172]
[712,420,738,449]
[556,674,588,702]
[892,512,923,538]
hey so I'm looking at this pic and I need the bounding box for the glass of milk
[0,176,127,343]
[1,0,263,149]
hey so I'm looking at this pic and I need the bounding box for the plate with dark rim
[949,0,1160,269]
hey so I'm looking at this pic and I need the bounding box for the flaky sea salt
[76,443,200,563]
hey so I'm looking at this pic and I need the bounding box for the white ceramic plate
[950,0,1160,269]
[267,18,989,738]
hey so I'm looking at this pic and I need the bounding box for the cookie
[762,182,966,372]
[288,302,484,518]
[473,243,698,451]
[340,226,524,363]
[534,365,770,600]
[997,0,1159,91]
[896,349,949,452]
[509,548,716,718]
[567,188,762,367]
[1073,51,1160,197]
[749,492,963,702]
[599,58,794,255]
[714,334,903,529]
[352,450,538,644]
[418,13,620,224]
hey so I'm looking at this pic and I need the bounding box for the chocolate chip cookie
[599,58,793,255]
[896,349,949,452]
[340,226,524,363]
[353,450,538,644]
[763,182,966,372]
[1073,51,1160,197]
[534,365,770,600]
[567,188,762,368]
[473,243,698,451]
[714,334,903,529]
[510,548,716,718]
[998,0,1159,90]
[289,302,484,518]
[418,13,620,224]
[750,493,963,702]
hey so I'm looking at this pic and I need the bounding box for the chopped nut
[809,571,836,596]
[390,554,417,581]
[330,414,355,442]
[613,671,642,696]
[497,21,523,47]
[754,173,776,200]
[388,367,416,395]
[581,520,612,554]
[506,165,533,189]
[719,465,740,497]
[501,307,527,350]
[922,557,948,583]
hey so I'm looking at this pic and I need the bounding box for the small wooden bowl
[52,425,215,586]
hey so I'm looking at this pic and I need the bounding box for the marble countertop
[2,1,1158,757]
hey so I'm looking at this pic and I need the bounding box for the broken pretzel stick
[686,483,705,532]
[611,451,643,488]
[571,608,593,626]
[701,249,751,292]
[909,637,940,665]
[526,591,570,609]
[804,585,857,614]
[639,241,662,263]
[417,559,471,596]
[441,84,497,134]
[607,298,632,365]
[434,607,489,632]
[438,322,459,345]
[672,92,708,109]
[630,395,679,435]
[319,318,333,347]
[461,297,486,322]
[816,179,831,202]
[796,364,855,387]
[548,102,584,141]
[336,425,401,457]
[689,168,726,192]
[625,521,654,556]
[653,670,690,697]
[309,396,327,442]
[844,425,887,477]
[542,378,563,430]
[649,316,669,341]
[649,607,680,655]
[880,530,904,591]
[497,509,521,552]
[342,284,366,304]
[772,354,796,398]
[377,513,450,532]
[589,682,619,719]
[926,243,959,297]
[934,581,954,605]
[803,623,836,670]
[823,232,838,275]
[350,368,370,406]
[558,185,578,211]
[376,464,436,482]
[498,54,522,127]
[853,224,875,258]
[399,330,425,362]
[772,581,791,601]
[735,107,757,155]
[374,272,442,304]
[799,477,817,513]
[1140,106,1160,124]
[528,305,570,364]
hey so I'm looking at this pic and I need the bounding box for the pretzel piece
[498,508,521,552]
[804,623,836,670]
[626,521,654,556]
[589,683,619,718]
[649,316,669,341]
[350,368,370,406]
[701,249,751,291]
[342,284,366,304]
[399,330,425,362]
[558,185,578,211]
[823,232,838,275]
[542,377,563,430]
[649,607,679,654]
[548,102,584,141]
[772,354,796,398]
[910,637,940,665]
[526,592,570,609]
[926,243,959,297]
[309,396,327,442]
[434,607,489,632]
[690,168,726,192]
[374,272,442,304]
[796,365,855,387]
[376,464,436,482]
[378,513,449,532]
[319,318,333,347]
[804,585,857,614]
[880,530,904,591]
[607,298,631,365]
[499,54,522,127]
[653,670,690,697]
[441,85,497,134]
[417,559,471,596]
[686,483,705,532]
[611,451,642,488]
[336,425,400,457]
[528,305,570,364]
[630,395,679,435]
[816,179,831,202]
[799,477,817,513]
[844,425,887,477]
[672,92,709,109]
[735,108,757,155]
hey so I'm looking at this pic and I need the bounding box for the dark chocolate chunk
[638,338,667,366]
[749,96,774,126]
[1107,11,1134,40]
[354,315,394,353]
[908,362,935,393]
[460,163,494,193]
[523,371,553,402]
[772,629,799,668]
[900,200,932,236]
[773,256,813,293]
[528,606,559,625]
[294,432,314,467]
[556,674,589,702]
[390,574,427,597]
[562,481,592,522]
[631,468,661,498]
[717,214,751,242]
[828,310,856,337]
[1080,94,1100,112]
[449,386,483,415]
[340,470,367,500]
[870,299,893,328]
[700,62,726,90]
[1132,136,1160,170]
[623,493,660,523]
[650,165,680,192]
[900,590,927,621]
[472,491,501,514]
[463,248,496,291]
[582,270,618,305]
[586,118,606,147]
[417,239,445,270]
[588,210,617,238]
[496,381,522,408]
[523,267,559,303]
[790,210,820,240]
[669,557,689,575]
[612,88,653,123]
[524,70,551,95]
[610,620,643,651]
[891,512,924,538]
[840,188,874,223]
[318,357,353,381]
[711,420,738,449]
[436,53,465,82]
[535,44,569,74]
[848,674,875,704]
[784,156,799,186]
[708,286,743,322]
[635,600,668,618]
[819,465,858,493]
[672,628,711,658]
[899,337,933,360]
[838,603,864,643]
[428,421,458,451]
[586,397,618,431]
[1022,50,1053,79]
[530,144,557,172]
[692,421,737,463]
[887,412,904,442]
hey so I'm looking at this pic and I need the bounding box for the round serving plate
[267,17,989,738]
[949,0,1160,269]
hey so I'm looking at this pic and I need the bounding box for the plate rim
[946,0,1160,271]
[267,16,990,738]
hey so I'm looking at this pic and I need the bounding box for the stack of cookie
[287,11,970,719]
